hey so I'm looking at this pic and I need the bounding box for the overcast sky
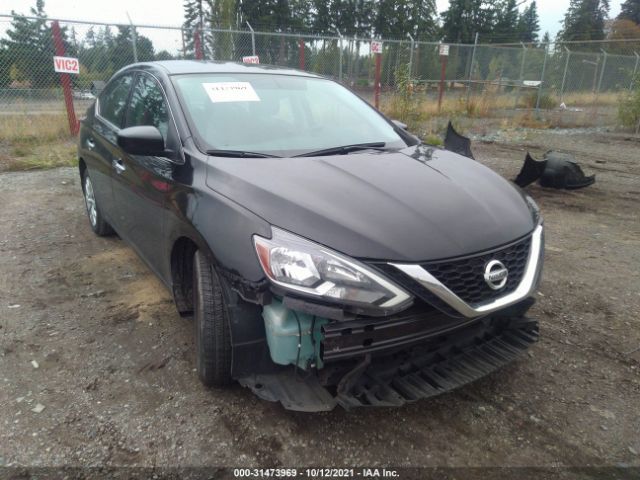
[1,0,624,52]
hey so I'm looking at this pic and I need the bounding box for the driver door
[111,72,179,275]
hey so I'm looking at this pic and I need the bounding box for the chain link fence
[1,13,639,129]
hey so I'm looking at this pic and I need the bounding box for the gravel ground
[0,130,639,470]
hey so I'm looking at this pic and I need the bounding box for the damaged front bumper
[238,300,538,412]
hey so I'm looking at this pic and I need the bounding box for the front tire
[193,250,233,387]
[81,169,114,236]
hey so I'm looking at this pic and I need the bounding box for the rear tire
[193,250,233,387]
[81,169,114,236]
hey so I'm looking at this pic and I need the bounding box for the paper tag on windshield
[203,82,260,103]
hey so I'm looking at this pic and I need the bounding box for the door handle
[112,158,126,174]
[86,137,95,149]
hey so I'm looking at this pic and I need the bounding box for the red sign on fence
[242,56,260,64]
[53,56,80,74]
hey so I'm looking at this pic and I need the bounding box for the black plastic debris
[514,152,548,188]
[444,121,475,159]
[514,151,595,189]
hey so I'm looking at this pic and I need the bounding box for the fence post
[374,46,382,109]
[597,49,607,93]
[126,12,138,63]
[560,46,571,102]
[180,28,186,59]
[298,38,305,70]
[194,29,203,60]
[438,43,448,112]
[466,32,479,108]
[514,42,527,108]
[246,21,256,56]
[337,29,343,82]
[630,52,639,91]
[407,33,415,77]
[51,20,79,136]
[535,42,549,112]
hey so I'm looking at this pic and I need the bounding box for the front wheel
[81,169,114,236]
[193,250,233,387]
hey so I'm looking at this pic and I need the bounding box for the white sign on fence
[242,55,260,64]
[53,56,80,74]
[439,44,450,57]
[371,41,383,54]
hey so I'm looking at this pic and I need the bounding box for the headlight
[254,227,412,311]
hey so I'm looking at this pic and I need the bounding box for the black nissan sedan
[78,61,544,411]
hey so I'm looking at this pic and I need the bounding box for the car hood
[205,145,536,262]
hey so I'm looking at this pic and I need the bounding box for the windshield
[172,73,407,157]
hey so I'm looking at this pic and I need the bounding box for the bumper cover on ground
[239,316,538,412]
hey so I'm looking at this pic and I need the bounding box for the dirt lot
[1,129,639,471]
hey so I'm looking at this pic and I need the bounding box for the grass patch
[0,113,71,144]
[1,139,76,172]
[0,113,76,172]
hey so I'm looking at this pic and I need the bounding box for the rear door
[91,73,134,229]
[111,71,180,275]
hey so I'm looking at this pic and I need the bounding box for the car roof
[127,60,322,78]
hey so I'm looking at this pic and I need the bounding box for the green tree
[517,1,540,43]
[0,0,64,88]
[183,0,214,58]
[441,0,494,44]
[618,0,640,24]
[541,31,551,45]
[237,0,291,31]
[374,0,438,40]
[0,49,11,88]
[108,26,155,71]
[492,0,520,43]
[558,0,610,43]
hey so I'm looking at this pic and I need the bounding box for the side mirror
[117,126,165,156]
[392,119,408,130]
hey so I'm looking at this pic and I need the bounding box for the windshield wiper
[206,149,281,158]
[294,142,387,157]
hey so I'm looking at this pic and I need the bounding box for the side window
[126,74,169,139]
[98,74,133,128]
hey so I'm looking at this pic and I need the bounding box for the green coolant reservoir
[262,299,328,370]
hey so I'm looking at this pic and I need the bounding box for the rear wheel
[193,250,233,387]
[81,170,114,236]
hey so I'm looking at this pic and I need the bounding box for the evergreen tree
[409,0,439,40]
[0,0,59,87]
[441,0,494,44]
[517,1,540,43]
[311,0,332,33]
[541,31,551,45]
[373,0,437,40]
[492,0,520,43]
[618,0,640,24]
[237,0,291,31]
[558,0,610,42]
[183,0,214,58]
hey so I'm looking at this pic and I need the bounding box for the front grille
[372,234,533,316]
[421,235,531,305]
